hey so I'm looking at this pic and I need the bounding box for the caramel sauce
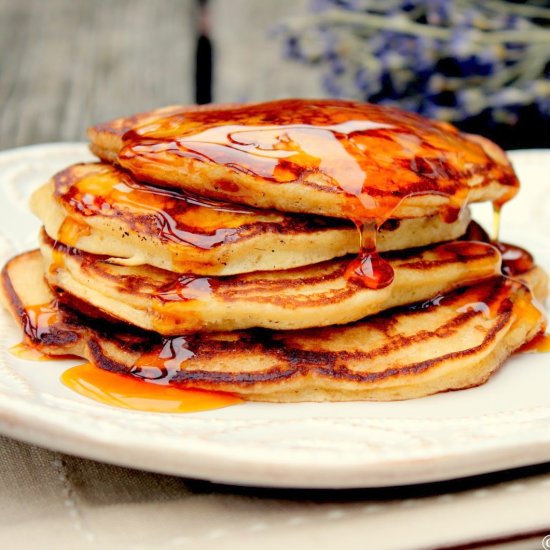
[344,222,395,289]
[54,164,265,253]
[61,363,242,413]
[520,332,550,353]
[57,216,91,246]
[492,203,502,241]
[22,301,62,341]
[155,276,215,302]
[119,99,518,290]
[14,299,242,413]
[495,242,535,277]
[461,221,535,277]
[514,290,546,329]
[9,342,50,361]
[413,275,543,333]
[51,217,90,273]
[10,300,76,362]
[131,336,195,382]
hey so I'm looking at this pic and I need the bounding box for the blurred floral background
[273,0,550,149]
[1,0,549,150]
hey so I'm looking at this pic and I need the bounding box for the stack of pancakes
[1,99,547,401]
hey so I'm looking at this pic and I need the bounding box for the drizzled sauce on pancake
[496,242,534,277]
[520,332,550,353]
[9,300,78,360]
[21,301,61,340]
[118,99,519,289]
[4,246,545,407]
[8,296,241,412]
[452,222,543,331]
[461,221,535,277]
[53,163,268,250]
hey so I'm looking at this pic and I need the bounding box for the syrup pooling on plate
[10,295,241,412]
[521,332,550,353]
[9,342,50,361]
[61,363,242,413]
[119,99,519,289]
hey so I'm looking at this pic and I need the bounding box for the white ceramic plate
[0,143,548,489]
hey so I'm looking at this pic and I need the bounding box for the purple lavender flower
[277,0,550,129]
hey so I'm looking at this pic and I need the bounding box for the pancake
[88,104,220,164]
[32,163,472,276]
[40,228,502,333]
[88,99,519,222]
[2,250,546,402]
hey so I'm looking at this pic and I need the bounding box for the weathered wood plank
[0,0,197,149]
[210,0,326,103]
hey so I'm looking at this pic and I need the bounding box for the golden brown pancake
[40,229,502,333]
[88,99,519,221]
[2,250,546,402]
[32,163,471,276]
[88,104,232,164]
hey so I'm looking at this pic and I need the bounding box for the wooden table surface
[0,0,197,149]
[0,0,328,150]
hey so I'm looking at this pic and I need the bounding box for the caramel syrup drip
[13,299,242,413]
[461,221,535,277]
[119,99,518,290]
[345,222,394,289]
[520,332,550,353]
[9,342,50,361]
[131,336,196,383]
[61,363,242,413]
[21,301,61,342]
[492,203,502,242]
[54,164,262,251]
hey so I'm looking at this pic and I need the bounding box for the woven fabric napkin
[1,435,549,549]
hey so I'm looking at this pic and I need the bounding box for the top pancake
[89,99,519,221]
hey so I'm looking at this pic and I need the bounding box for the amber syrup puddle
[61,363,242,413]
